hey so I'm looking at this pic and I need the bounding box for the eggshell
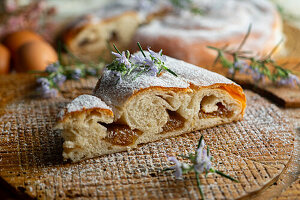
[0,44,11,74]
[15,41,58,73]
[3,30,44,54]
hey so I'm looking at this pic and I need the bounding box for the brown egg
[15,41,58,73]
[3,30,44,54]
[0,44,10,74]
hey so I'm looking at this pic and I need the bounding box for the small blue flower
[250,68,264,82]
[53,74,66,86]
[36,78,58,98]
[37,77,50,86]
[168,157,183,179]
[234,60,250,73]
[112,51,131,69]
[45,62,59,73]
[71,69,82,80]
[148,65,159,76]
[194,140,212,173]
[41,88,58,98]
[131,53,146,65]
[148,48,167,63]
[277,73,300,87]
[287,74,300,86]
[144,58,158,76]
[228,67,234,75]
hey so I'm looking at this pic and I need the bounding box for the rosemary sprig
[106,42,177,82]
[165,135,239,200]
[208,25,300,88]
[34,43,103,98]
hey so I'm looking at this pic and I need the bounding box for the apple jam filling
[162,111,185,133]
[199,102,233,118]
[102,111,185,146]
[103,124,142,146]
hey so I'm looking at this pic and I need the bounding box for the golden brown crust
[59,107,114,122]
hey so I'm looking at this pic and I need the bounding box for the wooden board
[275,177,300,200]
[0,75,295,199]
[254,126,300,200]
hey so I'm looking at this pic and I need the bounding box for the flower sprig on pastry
[106,42,177,82]
[165,135,238,200]
[208,25,300,88]
[35,52,103,98]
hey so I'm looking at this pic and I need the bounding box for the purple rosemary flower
[287,74,300,86]
[53,74,66,86]
[45,62,59,73]
[148,65,159,76]
[36,77,50,87]
[277,74,300,87]
[144,58,158,76]
[112,51,131,69]
[194,140,212,173]
[131,53,146,65]
[234,60,250,73]
[40,88,58,98]
[228,67,234,75]
[250,68,264,82]
[71,69,82,80]
[148,48,167,63]
[36,77,57,98]
[168,157,183,179]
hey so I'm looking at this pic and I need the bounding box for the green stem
[195,171,205,200]
[207,46,220,51]
[137,42,147,58]
[207,146,210,157]
[57,41,63,64]
[236,24,252,52]
[215,170,239,183]
[231,54,238,80]
[266,38,283,59]
[113,43,122,55]
[163,66,178,77]
[197,135,204,149]
[162,167,174,172]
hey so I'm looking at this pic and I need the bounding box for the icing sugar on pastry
[133,0,282,66]
[136,0,280,43]
[93,52,236,109]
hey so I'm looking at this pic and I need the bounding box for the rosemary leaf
[215,170,239,183]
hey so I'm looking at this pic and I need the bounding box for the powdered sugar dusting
[135,0,281,49]
[61,95,112,117]
[93,52,236,108]
[70,0,170,28]
[93,64,189,107]
[165,55,235,86]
